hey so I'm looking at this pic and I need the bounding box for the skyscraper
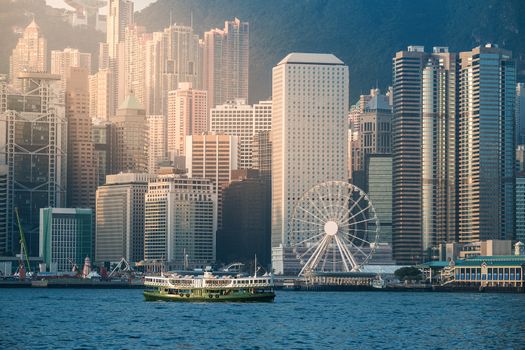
[516,177,525,242]
[0,165,8,255]
[185,134,239,230]
[117,25,147,107]
[89,68,113,121]
[95,173,154,263]
[365,155,393,246]
[458,44,516,243]
[112,93,148,173]
[105,0,134,116]
[219,173,271,267]
[349,88,392,176]
[185,134,239,193]
[9,20,47,89]
[0,73,66,255]
[144,24,202,116]
[147,114,167,174]
[421,50,458,254]
[210,99,272,169]
[271,53,349,274]
[392,46,458,264]
[144,174,217,268]
[106,0,134,60]
[167,83,207,159]
[65,67,97,211]
[516,83,525,145]
[204,18,249,108]
[92,119,116,186]
[252,130,272,182]
[51,48,92,92]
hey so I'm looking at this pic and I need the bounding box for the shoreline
[1,280,523,293]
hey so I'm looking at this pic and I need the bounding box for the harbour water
[1,289,524,349]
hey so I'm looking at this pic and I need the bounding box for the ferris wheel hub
[324,221,338,236]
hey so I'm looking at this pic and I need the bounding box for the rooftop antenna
[190,10,193,29]
[169,10,173,26]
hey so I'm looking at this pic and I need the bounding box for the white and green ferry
[144,271,275,302]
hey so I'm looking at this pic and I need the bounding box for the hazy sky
[46,0,157,12]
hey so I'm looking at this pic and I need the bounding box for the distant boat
[372,274,386,289]
[143,271,275,302]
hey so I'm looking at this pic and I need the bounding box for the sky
[45,0,157,12]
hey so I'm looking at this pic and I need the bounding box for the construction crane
[67,257,79,273]
[14,208,31,274]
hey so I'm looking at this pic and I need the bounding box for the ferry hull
[143,290,275,302]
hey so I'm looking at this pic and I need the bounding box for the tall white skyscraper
[210,99,271,169]
[106,0,134,59]
[167,83,207,159]
[271,53,349,274]
[204,18,249,108]
[9,20,47,90]
[144,24,202,116]
[105,0,134,116]
[118,24,147,107]
[89,69,113,121]
[147,114,167,174]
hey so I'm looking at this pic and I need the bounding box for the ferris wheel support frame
[289,181,381,276]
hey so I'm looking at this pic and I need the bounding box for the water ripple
[0,289,524,349]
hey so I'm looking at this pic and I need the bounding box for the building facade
[185,134,239,230]
[210,99,272,169]
[219,174,271,267]
[392,46,458,264]
[144,24,202,116]
[204,18,249,108]
[515,83,525,145]
[39,208,92,272]
[144,175,217,268]
[106,0,134,59]
[89,69,113,121]
[9,20,47,89]
[252,130,272,182]
[271,53,349,274]
[167,83,207,159]
[458,45,516,243]
[0,73,66,256]
[118,24,147,107]
[105,0,134,116]
[111,94,148,173]
[92,120,116,186]
[65,67,97,211]
[365,154,393,245]
[95,173,154,263]
[515,177,525,242]
[50,48,92,92]
[350,88,392,176]
[147,115,167,175]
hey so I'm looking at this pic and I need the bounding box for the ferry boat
[143,271,275,302]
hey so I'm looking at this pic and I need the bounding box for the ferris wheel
[289,181,380,276]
